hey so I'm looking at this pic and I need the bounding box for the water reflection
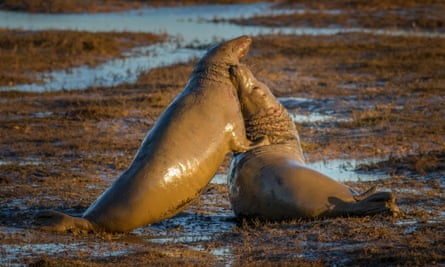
[290,112,336,123]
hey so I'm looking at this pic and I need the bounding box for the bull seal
[36,36,268,233]
[228,64,399,220]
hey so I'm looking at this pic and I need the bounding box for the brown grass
[277,0,445,11]
[232,11,444,32]
[221,1,445,32]
[357,150,445,176]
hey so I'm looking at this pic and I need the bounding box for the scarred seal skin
[36,35,267,233]
[228,64,399,220]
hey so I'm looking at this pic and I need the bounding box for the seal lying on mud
[36,36,268,233]
[228,64,399,220]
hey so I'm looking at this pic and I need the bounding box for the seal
[36,35,268,233]
[228,64,399,220]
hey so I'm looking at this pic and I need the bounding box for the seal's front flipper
[250,136,270,148]
[232,135,270,153]
[35,210,96,233]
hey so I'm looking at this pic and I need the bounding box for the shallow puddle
[279,97,352,123]
[0,157,44,166]
[290,112,337,123]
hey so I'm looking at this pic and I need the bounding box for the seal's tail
[35,210,96,233]
[350,191,400,217]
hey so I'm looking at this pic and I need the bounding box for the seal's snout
[229,65,241,88]
[229,64,248,87]
[229,65,236,75]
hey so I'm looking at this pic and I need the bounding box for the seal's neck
[245,104,299,145]
[191,61,231,84]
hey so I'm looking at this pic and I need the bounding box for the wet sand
[1,2,444,266]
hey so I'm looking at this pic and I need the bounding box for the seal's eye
[250,86,260,94]
[252,86,266,97]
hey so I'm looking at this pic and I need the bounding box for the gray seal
[228,64,399,220]
[36,36,268,232]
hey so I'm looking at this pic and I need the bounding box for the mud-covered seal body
[37,36,267,233]
[228,64,398,220]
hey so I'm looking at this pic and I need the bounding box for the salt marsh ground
[0,1,444,266]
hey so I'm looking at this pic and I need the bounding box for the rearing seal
[228,64,399,220]
[36,36,267,233]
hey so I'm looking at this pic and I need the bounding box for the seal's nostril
[229,66,236,75]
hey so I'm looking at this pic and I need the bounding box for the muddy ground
[1,1,444,266]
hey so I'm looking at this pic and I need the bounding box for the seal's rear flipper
[35,210,96,233]
[352,192,400,217]
[328,191,400,218]
[352,186,377,201]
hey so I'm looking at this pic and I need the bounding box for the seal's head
[230,64,301,146]
[229,64,277,118]
[195,36,252,70]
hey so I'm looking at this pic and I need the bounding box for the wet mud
[1,1,444,266]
